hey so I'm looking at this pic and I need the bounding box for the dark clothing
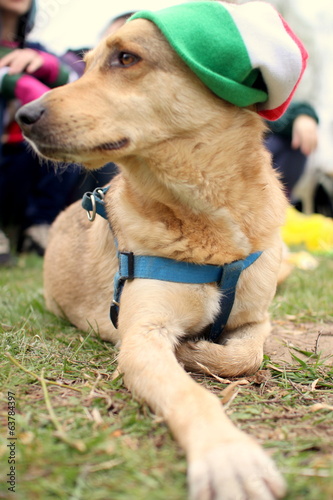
[71,163,119,202]
[0,143,79,228]
[0,1,80,235]
[266,101,319,201]
[265,133,306,199]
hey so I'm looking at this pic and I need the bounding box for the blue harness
[82,187,262,343]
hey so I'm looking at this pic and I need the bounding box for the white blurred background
[29,0,191,54]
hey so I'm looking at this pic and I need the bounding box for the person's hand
[0,49,43,75]
[291,114,318,156]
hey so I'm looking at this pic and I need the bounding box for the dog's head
[16,1,307,170]
[17,18,229,169]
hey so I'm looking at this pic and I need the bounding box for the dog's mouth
[25,136,129,164]
[92,138,129,152]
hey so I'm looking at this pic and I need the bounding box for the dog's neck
[120,112,279,210]
[107,111,287,264]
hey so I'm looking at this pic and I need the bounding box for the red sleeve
[31,51,60,85]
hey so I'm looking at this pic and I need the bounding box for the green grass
[271,254,333,322]
[1,254,333,500]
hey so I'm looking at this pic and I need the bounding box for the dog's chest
[113,207,250,266]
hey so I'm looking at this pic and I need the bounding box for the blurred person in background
[234,0,333,215]
[266,101,319,201]
[0,0,80,265]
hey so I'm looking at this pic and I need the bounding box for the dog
[16,2,307,498]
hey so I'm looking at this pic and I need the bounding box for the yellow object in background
[282,206,333,254]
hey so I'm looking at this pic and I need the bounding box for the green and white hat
[130,1,307,120]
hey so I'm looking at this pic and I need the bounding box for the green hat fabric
[130,1,307,120]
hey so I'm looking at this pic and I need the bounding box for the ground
[0,254,332,499]
[267,319,333,364]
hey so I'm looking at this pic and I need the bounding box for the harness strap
[83,186,262,343]
[208,253,259,342]
[110,250,262,342]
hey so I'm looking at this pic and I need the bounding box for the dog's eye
[109,50,141,69]
[118,52,140,67]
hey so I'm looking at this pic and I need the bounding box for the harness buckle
[120,252,135,279]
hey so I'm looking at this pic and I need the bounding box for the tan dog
[16,14,290,500]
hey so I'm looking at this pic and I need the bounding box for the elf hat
[130,1,307,121]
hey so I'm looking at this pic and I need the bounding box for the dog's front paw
[188,440,286,500]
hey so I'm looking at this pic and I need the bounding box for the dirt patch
[265,320,333,364]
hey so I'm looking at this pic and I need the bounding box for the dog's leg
[118,281,285,500]
[174,244,284,378]
[175,319,271,377]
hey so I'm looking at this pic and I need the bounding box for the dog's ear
[130,1,307,121]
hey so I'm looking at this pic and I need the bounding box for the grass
[1,253,333,500]
[271,252,333,321]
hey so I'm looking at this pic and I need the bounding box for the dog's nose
[16,102,45,126]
